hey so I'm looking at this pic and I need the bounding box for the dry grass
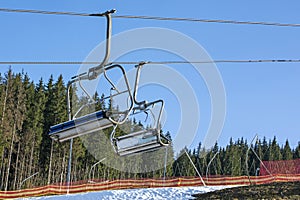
[192,181,300,200]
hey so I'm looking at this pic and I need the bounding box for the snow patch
[24,186,232,200]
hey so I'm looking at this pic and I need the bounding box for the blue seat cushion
[49,110,105,135]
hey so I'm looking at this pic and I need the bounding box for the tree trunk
[60,150,66,186]
[19,152,26,189]
[47,140,54,185]
[0,147,5,190]
[28,138,35,179]
[13,141,21,190]
[27,138,36,187]
[4,123,16,191]
[0,74,10,191]
[0,75,9,130]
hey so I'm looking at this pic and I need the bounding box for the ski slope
[26,186,233,200]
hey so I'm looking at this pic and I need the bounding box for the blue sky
[1,1,300,149]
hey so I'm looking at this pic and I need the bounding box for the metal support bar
[66,138,73,194]
[88,158,106,183]
[67,64,134,126]
[250,146,273,177]
[184,150,206,186]
[66,82,73,194]
[19,172,39,189]
[103,64,134,124]
[206,151,219,180]
[246,134,258,185]
[163,146,168,180]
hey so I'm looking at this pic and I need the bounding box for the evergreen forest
[0,69,299,191]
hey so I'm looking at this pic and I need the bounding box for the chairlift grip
[133,62,147,106]
[88,10,115,80]
[89,9,116,17]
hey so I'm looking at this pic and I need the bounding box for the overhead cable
[1,8,300,28]
[113,15,300,28]
[1,59,300,65]
[0,8,91,17]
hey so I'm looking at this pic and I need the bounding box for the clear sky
[1,1,300,149]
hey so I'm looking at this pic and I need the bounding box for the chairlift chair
[110,63,171,156]
[49,9,171,156]
[49,9,133,141]
[113,129,171,156]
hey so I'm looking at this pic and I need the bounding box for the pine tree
[231,142,242,176]
[16,74,35,189]
[282,139,293,160]
[251,139,263,176]
[4,72,26,190]
[50,75,68,184]
[172,147,194,176]
[2,70,15,191]
[294,142,300,159]
[261,137,269,161]
[39,75,68,185]
[39,75,54,183]
[219,147,226,175]
[223,138,234,175]
[207,142,221,176]
[268,136,282,161]
[20,78,46,187]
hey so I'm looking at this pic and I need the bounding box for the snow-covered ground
[24,186,234,200]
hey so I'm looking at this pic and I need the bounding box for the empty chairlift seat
[48,10,171,157]
[49,110,113,142]
[113,129,171,156]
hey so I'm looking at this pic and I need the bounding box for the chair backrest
[113,129,171,156]
[49,110,113,142]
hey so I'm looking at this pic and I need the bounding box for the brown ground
[192,181,300,200]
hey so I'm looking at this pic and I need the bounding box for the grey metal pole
[88,158,106,183]
[246,134,258,185]
[66,138,73,193]
[250,146,273,177]
[19,172,39,189]
[163,147,168,180]
[184,150,206,186]
[255,168,260,176]
[66,83,73,194]
[206,151,219,180]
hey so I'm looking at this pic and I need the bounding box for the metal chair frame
[49,9,170,156]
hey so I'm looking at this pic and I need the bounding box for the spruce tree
[39,75,54,181]
[268,136,282,161]
[293,142,300,159]
[282,139,293,160]
[262,137,269,161]
[18,74,36,189]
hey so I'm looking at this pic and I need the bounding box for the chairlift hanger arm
[133,62,149,107]
[88,9,116,80]
[132,62,165,130]
[65,9,135,126]
[69,9,116,83]
[66,9,116,120]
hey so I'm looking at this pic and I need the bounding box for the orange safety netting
[0,174,300,199]
[260,158,300,175]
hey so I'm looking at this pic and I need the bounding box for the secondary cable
[0,59,300,65]
[1,8,300,28]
